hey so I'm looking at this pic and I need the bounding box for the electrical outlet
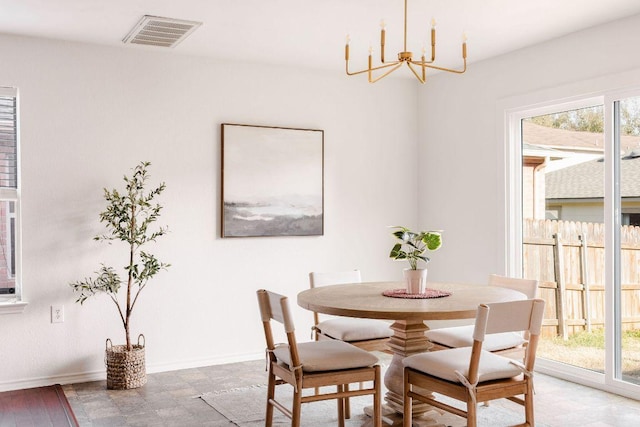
[51,305,64,323]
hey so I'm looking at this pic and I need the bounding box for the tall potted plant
[389,226,442,294]
[70,161,170,389]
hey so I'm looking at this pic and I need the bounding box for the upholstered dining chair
[309,270,392,418]
[257,289,382,427]
[403,298,545,427]
[309,270,392,352]
[425,274,539,357]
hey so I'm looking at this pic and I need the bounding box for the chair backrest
[469,299,545,382]
[309,270,361,288]
[257,289,301,367]
[474,299,545,338]
[309,270,361,325]
[488,274,539,299]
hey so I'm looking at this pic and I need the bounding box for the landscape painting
[221,123,324,237]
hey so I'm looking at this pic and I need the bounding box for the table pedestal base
[364,319,444,426]
[364,404,446,427]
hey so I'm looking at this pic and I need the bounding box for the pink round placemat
[382,288,452,299]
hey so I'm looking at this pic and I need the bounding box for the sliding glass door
[510,90,640,397]
[521,104,606,373]
[612,95,640,388]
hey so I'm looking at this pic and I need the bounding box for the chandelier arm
[416,57,435,65]
[346,60,401,76]
[409,59,467,74]
[426,60,467,74]
[405,62,426,84]
[368,62,404,83]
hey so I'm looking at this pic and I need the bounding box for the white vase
[403,268,428,294]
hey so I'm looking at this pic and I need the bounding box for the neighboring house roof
[522,143,567,159]
[546,152,640,199]
[524,121,640,199]
[523,121,640,153]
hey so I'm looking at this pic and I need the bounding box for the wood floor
[0,384,79,427]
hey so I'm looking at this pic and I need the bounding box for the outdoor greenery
[543,328,640,350]
[539,328,640,382]
[527,98,640,136]
[389,226,442,270]
[70,162,170,351]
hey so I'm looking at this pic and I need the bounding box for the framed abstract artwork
[221,123,324,237]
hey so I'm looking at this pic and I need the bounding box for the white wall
[4,11,640,392]
[0,34,419,390]
[418,14,640,284]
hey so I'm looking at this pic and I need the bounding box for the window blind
[0,91,17,189]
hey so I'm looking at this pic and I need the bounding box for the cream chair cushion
[317,318,393,342]
[403,347,522,383]
[273,340,379,372]
[425,325,525,352]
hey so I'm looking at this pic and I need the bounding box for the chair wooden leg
[466,394,477,427]
[373,365,382,427]
[344,383,351,419]
[467,390,478,427]
[292,386,302,427]
[403,369,412,427]
[337,385,345,427]
[265,371,276,427]
[525,379,535,426]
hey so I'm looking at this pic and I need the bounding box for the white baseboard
[0,351,264,393]
[536,359,640,401]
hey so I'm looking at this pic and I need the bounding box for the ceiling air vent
[123,15,202,48]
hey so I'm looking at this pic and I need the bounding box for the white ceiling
[2,0,640,78]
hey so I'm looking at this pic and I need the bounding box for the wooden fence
[523,219,640,339]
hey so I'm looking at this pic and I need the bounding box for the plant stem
[125,201,136,351]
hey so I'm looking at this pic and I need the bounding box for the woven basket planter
[105,334,146,390]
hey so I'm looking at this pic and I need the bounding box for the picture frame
[221,123,324,237]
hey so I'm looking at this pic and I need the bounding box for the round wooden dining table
[297,281,526,423]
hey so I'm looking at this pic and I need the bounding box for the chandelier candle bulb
[380,21,386,62]
[462,32,468,59]
[345,34,350,61]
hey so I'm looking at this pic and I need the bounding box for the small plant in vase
[70,161,170,389]
[389,226,442,294]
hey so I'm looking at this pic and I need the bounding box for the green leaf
[423,232,442,251]
[389,243,402,258]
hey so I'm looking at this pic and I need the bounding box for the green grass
[538,328,640,382]
[545,328,640,350]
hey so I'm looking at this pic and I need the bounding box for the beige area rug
[198,382,548,427]
[198,351,548,426]
[199,384,374,426]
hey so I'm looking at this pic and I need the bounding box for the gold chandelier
[345,0,467,84]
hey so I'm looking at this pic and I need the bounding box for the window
[0,86,21,310]
[622,211,640,227]
[505,90,640,399]
[522,104,606,374]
